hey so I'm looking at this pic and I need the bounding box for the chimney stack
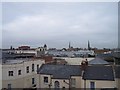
[81,59,88,71]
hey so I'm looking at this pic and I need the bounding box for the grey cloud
[2,2,118,48]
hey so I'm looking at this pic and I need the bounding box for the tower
[10,46,13,50]
[69,42,71,49]
[88,40,91,50]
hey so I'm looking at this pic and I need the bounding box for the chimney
[81,59,88,76]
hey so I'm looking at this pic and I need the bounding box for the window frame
[8,84,12,89]
[44,76,48,83]
[8,71,13,76]
[32,78,35,85]
[32,64,34,72]
[26,66,29,73]
[18,70,21,75]
[37,64,39,71]
[71,78,76,87]
[90,81,95,90]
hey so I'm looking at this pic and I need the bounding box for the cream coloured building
[37,64,82,88]
[37,58,118,89]
[82,65,116,89]
[2,58,45,89]
[1,53,119,89]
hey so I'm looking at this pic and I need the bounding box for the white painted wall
[38,74,83,88]
[52,79,69,88]
[71,76,82,88]
[38,74,52,88]
[115,78,120,89]
[38,73,117,89]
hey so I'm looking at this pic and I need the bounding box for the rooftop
[88,58,109,65]
[83,65,114,81]
[1,51,35,62]
[96,53,113,59]
[38,64,81,79]
[3,59,28,64]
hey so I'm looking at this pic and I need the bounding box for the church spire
[69,42,71,49]
[88,40,91,50]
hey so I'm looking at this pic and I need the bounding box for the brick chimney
[81,59,88,76]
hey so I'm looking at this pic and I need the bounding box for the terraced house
[37,58,119,90]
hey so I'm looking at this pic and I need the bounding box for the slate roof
[88,58,109,65]
[2,51,16,59]
[38,64,81,79]
[96,53,113,59]
[1,51,35,63]
[83,65,114,81]
[114,65,120,78]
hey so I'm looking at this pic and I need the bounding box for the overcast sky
[2,2,118,49]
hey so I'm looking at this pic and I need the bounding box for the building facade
[37,64,82,88]
[37,62,118,89]
[2,58,45,89]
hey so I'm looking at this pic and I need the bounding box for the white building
[3,45,47,57]
[2,58,45,89]
[47,50,95,57]
[15,49,36,54]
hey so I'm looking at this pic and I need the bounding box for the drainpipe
[23,61,25,88]
[112,60,117,89]
[69,78,71,90]
[49,75,52,88]
[84,79,86,90]
[63,79,70,89]
[39,74,40,88]
[113,57,116,65]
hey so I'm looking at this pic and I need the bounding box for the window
[62,87,65,90]
[37,64,39,71]
[90,82,95,90]
[32,64,34,72]
[8,71,13,76]
[8,84,11,89]
[71,78,76,87]
[54,81,60,88]
[26,66,29,73]
[44,77,48,83]
[32,78,35,84]
[18,70,21,75]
